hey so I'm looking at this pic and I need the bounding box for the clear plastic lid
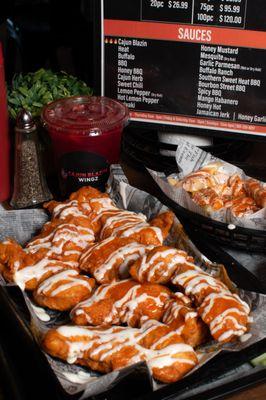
[41,96,129,136]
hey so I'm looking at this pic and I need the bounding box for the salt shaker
[10,109,53,208]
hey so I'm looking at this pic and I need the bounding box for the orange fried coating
[79,237,152,284]
[0,239,28,283]
[98,210,161,245]
[0,239,72,290]
[0,212,95,291]
[130,245,251,343]
[97,208,174,246]
[26,221,95,259]
[71,279,171,327]
[130,245,194,284]
[44,199,91,220]
[192,189,225,211]
[45,187,118,236]
[197,293,250,343]
[172,264,229,305]
[171,264,251,343]
[162,293,208,347]
[42,321,198,383]
[33,269,95,311]
[45,186,107,216]
[244,178,266,208]
[69,186,108,202]
[227,174,246,198]
[149,211,175,240]
[225,196,259,217]
[6,219,95,291]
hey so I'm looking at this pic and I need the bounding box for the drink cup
[42,96,129,196]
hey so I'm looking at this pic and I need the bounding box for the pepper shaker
[10,109,53,208]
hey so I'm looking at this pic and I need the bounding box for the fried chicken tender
[162,293,208,347]
[169,163,265,217]
[33,269,95,311]
[71,279,171,327]
[44,199,91,220]
[79,237,153,284]
[71,277,207,347]
[149,211,175,239]
[69,186,108,202]
[227,174,246,198]
[130,246,251,343]
[172,269,251,343]
[68,186,120,236]
[225,196,259,217]
[45,187,117,235]
[26,221,95,259]
[190,174,259,217]
[197,292,250,343]
[0,215,95,291]
[99,209,174,246]
[0,239,28,284]
[173,162,229,193]
[192,189,225,212]
[19,210,95,291]
[130,245,194,284]
[171,264,230,304]
[0,239,73,290]
[42,321,198,383]
[244,178,266,209]
[12,221,94,291]
[44,199,104,234]
[45,187,106,216]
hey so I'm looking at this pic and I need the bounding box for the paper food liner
[148,139,266,231]
[0,164,265,398]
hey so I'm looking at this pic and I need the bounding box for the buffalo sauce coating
[129,246,251,343]
[79,237,154,282]
[13,222,95,290]
[43,321,198,383]
[35,269,94,297]
[71,279,170,327]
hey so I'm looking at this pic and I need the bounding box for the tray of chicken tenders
[0,165,265,400]
[148,139,266,253]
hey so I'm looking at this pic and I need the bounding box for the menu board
[101,0,266,137]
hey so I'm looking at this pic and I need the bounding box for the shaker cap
[16,109,36,132]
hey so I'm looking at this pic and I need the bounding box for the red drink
[42,96,129,195]
[0,43,10,202]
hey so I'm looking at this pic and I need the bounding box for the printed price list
[141,0,193,24]
[141,0,247,28]
[193,0,247,28]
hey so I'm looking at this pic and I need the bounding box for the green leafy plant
[8,68,93,119]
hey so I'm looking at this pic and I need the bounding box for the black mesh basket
[161,196,266,253]
[122,128,266,253]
